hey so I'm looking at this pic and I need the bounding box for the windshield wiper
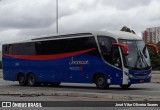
[139,49,149,67]
[134,49,149,69]
[134,49,143,69]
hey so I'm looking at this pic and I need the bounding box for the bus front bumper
[128,76,151,84]
[128,69,152,84]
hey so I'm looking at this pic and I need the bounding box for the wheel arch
[92,72,106,83]
[26,72,35,79]
[27,72,39,87]
[17,72,25,81]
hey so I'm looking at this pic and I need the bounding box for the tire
[18,74,27,86]
[95,75,109,89]
[120,84,131,89]
[27,74,38,87]
[50,82,61,87]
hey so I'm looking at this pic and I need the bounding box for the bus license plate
[140,80,144,83]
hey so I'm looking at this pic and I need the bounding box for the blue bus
[2,31,158,89]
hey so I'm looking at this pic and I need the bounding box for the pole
[56,0,58,34]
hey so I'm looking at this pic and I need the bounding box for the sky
[0,0,160,46]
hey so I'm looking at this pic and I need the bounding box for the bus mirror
[112,43,129,55]
[146,44,158,55]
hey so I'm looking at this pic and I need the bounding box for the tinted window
[35,36,99,56]
[35,39,68,55]
[3,36,100,57]
[98,36,121,68]
[68,37,99,57]
[3,45,11,54]
[11,42,36,55]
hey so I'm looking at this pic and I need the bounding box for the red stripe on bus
[4,48,96,60]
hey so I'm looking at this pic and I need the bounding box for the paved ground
[0,71,159,109]
[0,95,159,110]
[0,70,159,102]
[0,79,160,101]
[151,73,160,83]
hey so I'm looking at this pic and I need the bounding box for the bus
[2,31,158,89]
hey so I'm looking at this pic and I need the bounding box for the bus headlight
[148,74,151,77]
[124,72,128,76]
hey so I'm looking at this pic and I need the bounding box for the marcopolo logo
[69,57,89,65]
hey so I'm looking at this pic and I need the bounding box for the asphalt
[151,70,160,83]
[0,70,159,83]
[0,70,159,101]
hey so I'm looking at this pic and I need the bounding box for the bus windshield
[119,40,151,69]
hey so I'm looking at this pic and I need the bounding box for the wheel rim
[28,75,35,85]
[19,75,25,85]
[19,76,24,84]
[98,77,105,87]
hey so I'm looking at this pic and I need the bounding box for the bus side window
[8,45,13,54]
[98,36,121,68]
[3,46,8,54]
[111,46,122,68]
[100,41,108,54]
[98,37,113,63]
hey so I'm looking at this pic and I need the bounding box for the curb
[1,91,160,101]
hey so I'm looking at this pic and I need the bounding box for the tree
[148,42,160,69]
[0,61,2,69]
[120,26,136,34]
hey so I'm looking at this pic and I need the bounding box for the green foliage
[0,61,2,69]
[148,42,160,69]
[120,26,136,34]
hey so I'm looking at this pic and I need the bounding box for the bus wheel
[18,74,27,86]
[27,74,37,87]
[120,84,131,89]
[50,82,61,87]
[95,75,109,89]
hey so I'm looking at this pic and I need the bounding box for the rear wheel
[120,84,131,89]
[27,74,38,87]
[18,74,27,86]
[95,75,109,89]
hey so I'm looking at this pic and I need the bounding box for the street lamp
[56,0,58,34]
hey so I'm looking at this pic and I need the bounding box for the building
[142,26,160,43]
[0,51,1,61]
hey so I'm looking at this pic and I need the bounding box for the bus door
[110,46,123,84]
[98,36,123,84]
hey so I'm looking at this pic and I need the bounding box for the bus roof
[3,31,142,45]
[96,31,142,40]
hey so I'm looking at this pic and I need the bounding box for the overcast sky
[0,0,160,46]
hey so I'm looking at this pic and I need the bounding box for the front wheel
[120,84,131,89]
[95,75,109,89]
[27,74,38,87]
